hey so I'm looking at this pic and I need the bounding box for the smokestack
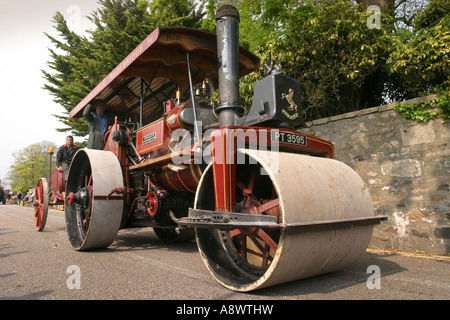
[215,4,241,127]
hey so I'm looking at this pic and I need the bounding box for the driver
[83,99,114,150]
[56,135,78,178]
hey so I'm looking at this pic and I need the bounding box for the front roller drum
[194,149,375,292]
[65,149,124,251]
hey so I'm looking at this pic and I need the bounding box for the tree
[7,141,57,193]
[356,0,394,14]
[239,0,397,120]
[239,0,448,121]
[42,0,205,140]
[44,0,448,130]
[147,0,205,28]
[389,13,449,96]
[389,0,450,121]
[42,11,93,137]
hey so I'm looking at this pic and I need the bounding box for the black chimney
[215,5,241,127]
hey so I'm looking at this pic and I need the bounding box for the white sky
[0,1,101,184]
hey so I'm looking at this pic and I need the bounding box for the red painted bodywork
[210,126,334,212]
[70,26,335,220]
[136,119,171,156]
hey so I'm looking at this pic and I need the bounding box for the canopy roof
[69,27,261,122]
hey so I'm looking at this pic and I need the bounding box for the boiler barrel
[149,164,203,193]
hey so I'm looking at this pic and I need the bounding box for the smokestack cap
[215,4,240,21]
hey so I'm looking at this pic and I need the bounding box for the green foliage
[200,0,216,32]
[389,19,449,97]
[394,89,450,122]
[42,11,91,137]
[413,0,450,29]
[43,0,449,133]
[239,0,397,120]
[147,0,205,28]
[42,0,205,139]
[7,142,58,193]
[388,0,449,122]
[238,0,449,122]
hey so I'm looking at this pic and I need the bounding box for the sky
[0,1,102,186]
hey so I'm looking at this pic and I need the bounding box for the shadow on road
[98,228,198,254]
[2,290,54,300]
[244,251,408,297]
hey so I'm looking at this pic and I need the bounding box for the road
[1,204,449,302]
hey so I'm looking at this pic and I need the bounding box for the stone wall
[305,96,449,255]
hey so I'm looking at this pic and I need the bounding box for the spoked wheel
[34,178,49,231]
[194,151,282,290]
[195,149,375,292]
[65,149,124,251]
[230,165,280,269]
[68,171,93,241]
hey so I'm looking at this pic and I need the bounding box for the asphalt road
[1,204,449,302]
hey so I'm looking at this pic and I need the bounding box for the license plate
[271,131,307,146]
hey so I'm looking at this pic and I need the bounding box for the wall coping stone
[305,95,437,127]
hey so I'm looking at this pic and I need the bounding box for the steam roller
[193,148,376,292]
[56,3,385,292]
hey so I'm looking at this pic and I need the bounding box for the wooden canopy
[69,27,261,123]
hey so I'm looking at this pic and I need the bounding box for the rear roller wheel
[65,149,124,251]
[194,149,375,292]
[34,178,49,231]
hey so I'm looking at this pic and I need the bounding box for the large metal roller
[65,149,124,251]
[194,149,374,292]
